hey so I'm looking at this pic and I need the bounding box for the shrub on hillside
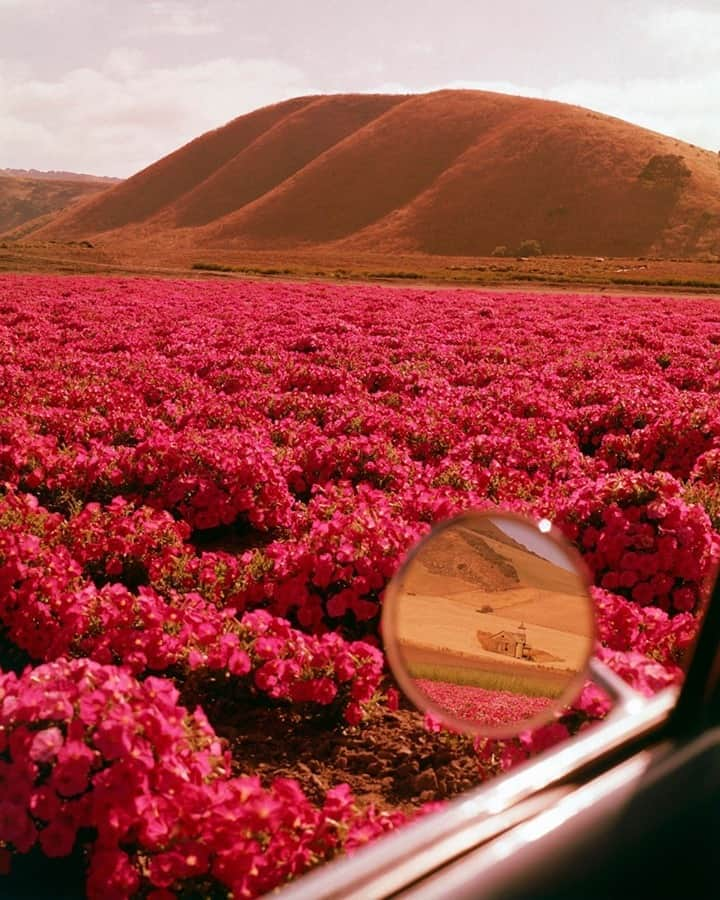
[492,241,543,258]
[516,239,543,257]
[638,154,691,188]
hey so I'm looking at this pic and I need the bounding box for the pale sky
[490,519,577,573]
[1,0,718,178]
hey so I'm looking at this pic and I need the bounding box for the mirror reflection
[384,512,595,736]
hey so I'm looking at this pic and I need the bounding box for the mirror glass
[383,511,596,736]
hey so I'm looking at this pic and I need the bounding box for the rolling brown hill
[0,171,119,236]
[25,90,720,258]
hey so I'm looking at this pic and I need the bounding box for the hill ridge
[204,90,525,247]
[165,93,410,229]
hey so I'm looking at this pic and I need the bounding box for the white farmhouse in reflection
[487,623,531,659]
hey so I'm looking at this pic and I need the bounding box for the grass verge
[408,662,566,698]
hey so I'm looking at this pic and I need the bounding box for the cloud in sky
[140,1,221,37]
[547,75,720,153]
[0,54,313,176]
[0,1,718,176]
[647,6,720,64]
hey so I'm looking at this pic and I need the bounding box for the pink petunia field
[0,274,718,897]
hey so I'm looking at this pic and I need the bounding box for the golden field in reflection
[394,517,593,698]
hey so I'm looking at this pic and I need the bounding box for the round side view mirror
[382,511,596,737]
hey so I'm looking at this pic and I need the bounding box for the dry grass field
[2,240,720,295]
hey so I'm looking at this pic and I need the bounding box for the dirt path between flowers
[215,700,483,813]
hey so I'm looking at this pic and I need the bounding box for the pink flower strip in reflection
[414,679,551,726]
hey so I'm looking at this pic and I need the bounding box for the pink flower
[423,712,443,733]
[29,726,64,762]
[93,718,134,760]
[87,848,140,900]
[344,702,363,726]
[38,813,77,857]
[51,741,95,797]
[522,722,571,755]
[29,786,61,821]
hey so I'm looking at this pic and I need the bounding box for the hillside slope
[0,172,117,235]
[27,91,720,257]
[32,96,316,237]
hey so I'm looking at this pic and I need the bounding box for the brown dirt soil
[408,525,520,592]
[169,94,405,229]
[207,697,482,813]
